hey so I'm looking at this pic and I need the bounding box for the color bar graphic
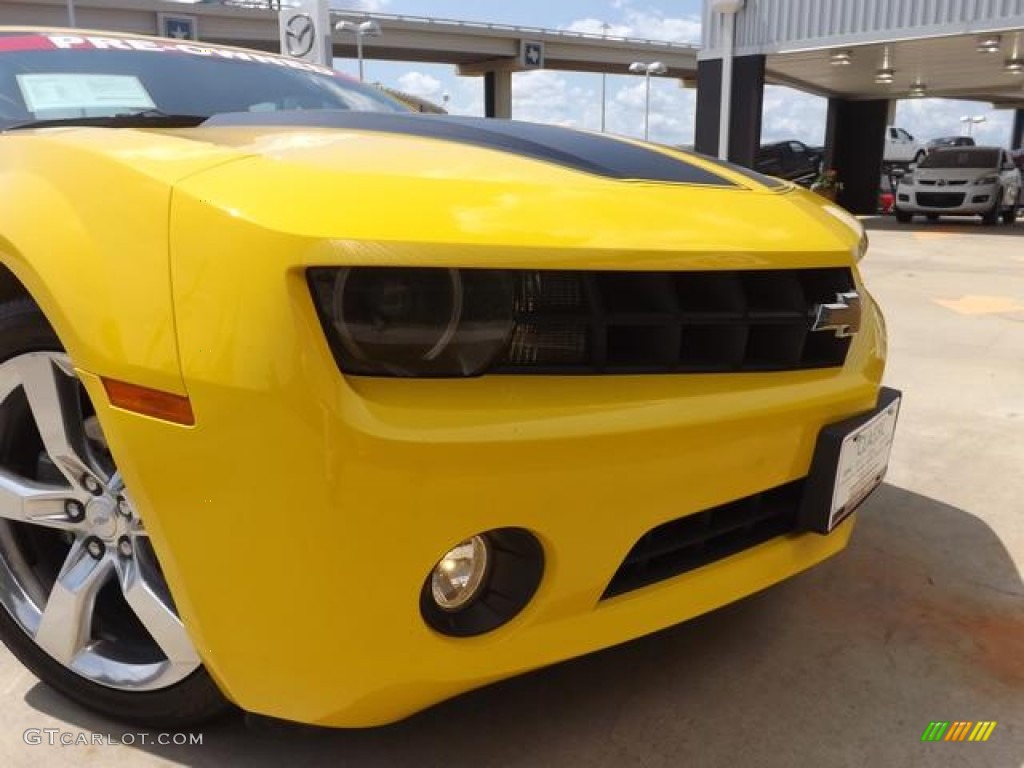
[922,721,996,742]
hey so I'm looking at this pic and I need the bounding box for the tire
[0,299,232,727]
[926,214,940,222]
[1002,199,1019,225]
[981,191,1001,226]
[895,209,913,223]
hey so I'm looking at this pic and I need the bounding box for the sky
[332,0,1017,148]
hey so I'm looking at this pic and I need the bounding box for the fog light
[431,536,490,611]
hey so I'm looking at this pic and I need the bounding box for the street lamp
[960,115,987,136]
[628,61,668,141]
[600,22,611,132]
[335,19,382,82]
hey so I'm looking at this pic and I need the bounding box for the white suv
[884,126,927,165]
[894,146,1021,225]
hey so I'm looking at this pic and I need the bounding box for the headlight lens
[311,267,513,376]
[900,174,914,186]
[975,175,999,185]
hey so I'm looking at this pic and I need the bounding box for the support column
[825,98,889,215]
[694,54,765,167]
[1012,108,1024,150]
[885,99,898,127]
[694,59,722,157]
[484,70,512,119]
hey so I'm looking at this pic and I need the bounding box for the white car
[884,126,927,165]
[895,146,1021,225]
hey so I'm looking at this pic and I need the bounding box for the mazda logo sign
[285,14,316,58]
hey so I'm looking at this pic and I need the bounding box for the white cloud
[564,2,701,43]
[396,71,442,99]
[760,86,827,144]
[895,99,1014,146]
[331,0,390,11]
[511,70,587,127]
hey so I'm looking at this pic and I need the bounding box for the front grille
[603,480,804,599]
[493,268,854,374]
[918,180,967,186]
[916,192,966,208]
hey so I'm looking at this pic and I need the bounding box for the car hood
[21,113,863,260]
[914,167,997,183]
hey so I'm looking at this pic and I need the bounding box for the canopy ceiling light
[830,50,853,66]
[875,46,894,84]
[1006,58,1024,74]
[908,82,928,98]
[977,34,1002,53]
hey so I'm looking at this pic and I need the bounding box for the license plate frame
[799,387,902,534]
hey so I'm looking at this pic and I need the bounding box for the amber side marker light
[102,378,195,426]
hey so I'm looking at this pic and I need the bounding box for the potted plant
[811,168,842,201]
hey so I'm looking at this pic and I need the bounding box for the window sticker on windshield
[16,73,156,114]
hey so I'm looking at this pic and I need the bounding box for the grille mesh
[603,480,804,599]
[494,268,854,374]
[915,192,966,208]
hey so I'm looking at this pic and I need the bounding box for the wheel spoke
[0,471,81,531]
[35,541,112,665]
[118,557,198,665]
[15,354,98,488]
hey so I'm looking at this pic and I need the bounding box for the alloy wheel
[0,351,199,690]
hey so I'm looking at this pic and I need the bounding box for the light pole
[960,115,986,136]
[66,0,76,26]
[335,19,382,82]
[600,22,611,132]
[628,61,668,141]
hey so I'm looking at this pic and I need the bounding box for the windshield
[0,31,407,128]
[919,148,999,169]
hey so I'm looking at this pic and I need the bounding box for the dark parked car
[927,136,976,153]
[755,140,822,185]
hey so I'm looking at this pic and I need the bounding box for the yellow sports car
[0,28,900,727]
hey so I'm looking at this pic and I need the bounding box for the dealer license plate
[828,396,901,530]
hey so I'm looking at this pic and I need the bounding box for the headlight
[309,267,513,376]
[310,267,599,377]
[975,175,999,185]
[900,175,914,186]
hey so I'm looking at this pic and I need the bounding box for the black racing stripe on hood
[204,111,739,186]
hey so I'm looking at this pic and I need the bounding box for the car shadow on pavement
[23,484,1024,768]
[863,215,1024,237]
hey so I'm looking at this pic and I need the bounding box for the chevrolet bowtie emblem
[811,291,862,338]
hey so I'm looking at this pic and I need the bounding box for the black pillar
[1013,108,1024,150]
[694,54,765,168]
[694,59,722,157]
[728,55,765,168]
[484,72,496,118]
[825,98,889,215]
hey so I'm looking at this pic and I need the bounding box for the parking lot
[0,215,1021,768]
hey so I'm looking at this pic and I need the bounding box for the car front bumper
[898,185,997,214]
[78,270,888,727]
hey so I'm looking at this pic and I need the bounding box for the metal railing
[207,2,698,50]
